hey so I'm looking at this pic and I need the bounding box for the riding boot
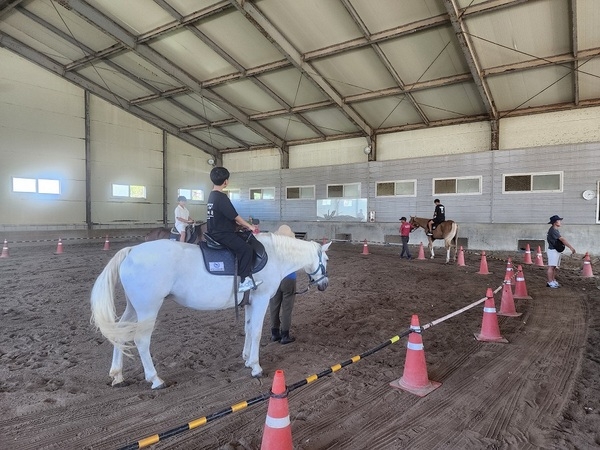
[270,328,281,342]
[280,330,295,345]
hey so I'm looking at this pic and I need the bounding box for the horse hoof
[111,381,129,388]
[152,382,167,390]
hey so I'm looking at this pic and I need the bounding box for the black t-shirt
[433,204,445,222]
[207,190,238,234]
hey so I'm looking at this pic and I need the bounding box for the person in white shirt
[174,195,193,242]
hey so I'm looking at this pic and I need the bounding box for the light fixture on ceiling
[363,145,372,155]
[207,158,215,166]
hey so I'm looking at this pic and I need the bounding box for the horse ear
[321,242,332,252]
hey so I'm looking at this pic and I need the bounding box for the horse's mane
[260,233,320,266]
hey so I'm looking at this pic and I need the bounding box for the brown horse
[409,216,459,263]
[144,222,206,244]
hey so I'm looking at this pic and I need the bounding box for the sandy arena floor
[1,237,599,449]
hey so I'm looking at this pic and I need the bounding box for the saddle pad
[199,241,269,276]
[200,242,237,275]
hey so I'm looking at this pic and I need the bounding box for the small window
[112,184,147,199]
[433,176,481,195]
[13,177,60,194]
[178,188,205,202]
[376,180,416,197]
[224,189,240,200]
[327,183,360,198]
[249,187,275,200]
[503,172,562,193]
[286,185,315,200]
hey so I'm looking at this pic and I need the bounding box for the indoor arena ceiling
[1,0,600,161]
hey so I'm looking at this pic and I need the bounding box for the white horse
[90,233,331,389]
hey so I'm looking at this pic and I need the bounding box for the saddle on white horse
[200,231,268,276]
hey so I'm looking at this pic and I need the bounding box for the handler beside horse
[90,233,331,389]
[409,216,459,263]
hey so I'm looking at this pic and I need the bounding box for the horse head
[409,216,421,230]
[307,241,331,291]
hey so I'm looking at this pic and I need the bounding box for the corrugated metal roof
[0,0,598,161]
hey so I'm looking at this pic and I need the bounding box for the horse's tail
[90,247,142,353]
[445,222,459,247]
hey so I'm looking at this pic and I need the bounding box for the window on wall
[503,172,562,192]
[433,176,481,195]
[224,189,240,200]
[12,177,60,194]
[250,187,275,200]
[376,180,416,197]
[112,184,146,199]
[286,185,315,199]
[178,188,204,202]
[327,183,360,198]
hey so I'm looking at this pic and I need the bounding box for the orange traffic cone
[457,246,465,266]
[261,369,293,450]
[0,239,9,258]
[54,238,64,255]
[390,315,441,397]
[417,242,426,260]
[582,252,594,278]
[361,239,369,255]
[477,251,490,275]
[103,235,110,251]
[523,243,533,265]
[513,265,532,300]
[498,271,522,317]
[474,288,508,343]
[534,246,544,267]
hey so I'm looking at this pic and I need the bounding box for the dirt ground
[1,236,599,450]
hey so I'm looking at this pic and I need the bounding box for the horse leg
[445,245,451,264]
[242,295,269,377]
[429,239,435,259]
[109,301,136,387]
[133,320,165,389]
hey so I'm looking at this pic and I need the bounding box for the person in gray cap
[546,215,576,288]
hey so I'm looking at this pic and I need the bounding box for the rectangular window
[503,172,562,193]
[327,183,360,198]
[224,189,240,200]
[178,188,205,202]
[12,177,60,194]
[286,185,315,199]
[376,180,416,197]
[433,176,481,195]
[249,187,275,200]
[112,184,147,199]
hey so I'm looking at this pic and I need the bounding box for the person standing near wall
[399,217,413,259]
[174,195,194,242]
[546,215,576,288]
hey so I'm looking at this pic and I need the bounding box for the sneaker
[426,232,433,236]
[546,281,559,288]
[553,280,560,287]
[238,278,263,292]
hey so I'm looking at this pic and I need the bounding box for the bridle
[296,249,328,295]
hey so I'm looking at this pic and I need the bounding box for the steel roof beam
[570,0,579,106]
[340,0,429,127]
[62,0,285,149]
[0,32,220,156]
[444,0,497,119]
[230,0,373,139]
